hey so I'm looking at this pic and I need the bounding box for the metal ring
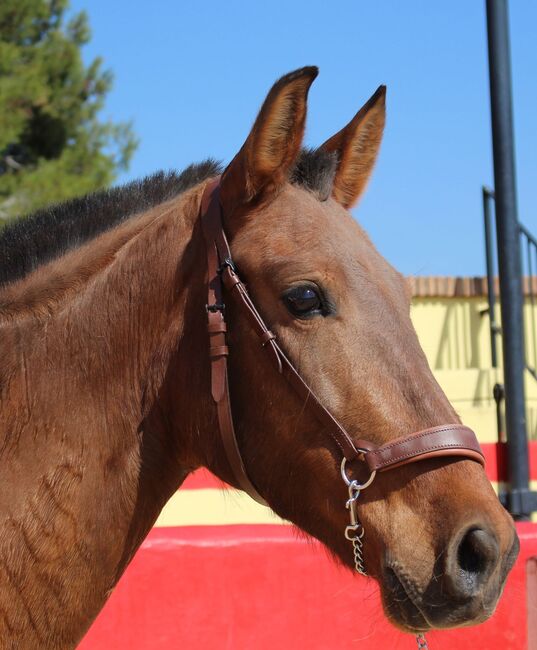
[341,457,376,490]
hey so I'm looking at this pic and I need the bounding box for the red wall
[79,522,537,650]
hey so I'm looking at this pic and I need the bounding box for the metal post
[486,0,535,518]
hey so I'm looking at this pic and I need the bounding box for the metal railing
[483,186,537,440]
[520,222,537,382]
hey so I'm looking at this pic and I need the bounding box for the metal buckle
[217,257,237,275]
[206,303,225,313]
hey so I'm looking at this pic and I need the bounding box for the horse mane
[0,149,336,288]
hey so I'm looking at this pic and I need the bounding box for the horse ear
[220,66,318,215]
[321,85,386,209]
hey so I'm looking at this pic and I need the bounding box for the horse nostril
[458,528,497,574]
[447,527,499,598]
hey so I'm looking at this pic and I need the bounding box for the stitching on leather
[371,442,483,466]
[330,436,345,454]
[367,426,482,466]
[371,426,472,453]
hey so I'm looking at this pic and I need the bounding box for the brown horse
[0,67,517,649]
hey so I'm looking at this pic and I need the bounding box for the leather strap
[201,180,268,505]
[200,179,485,506]
[355,424,485,473]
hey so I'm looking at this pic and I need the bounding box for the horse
[0,66,518,649]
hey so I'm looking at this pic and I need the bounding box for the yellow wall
[410,296,537,441]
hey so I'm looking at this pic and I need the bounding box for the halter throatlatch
[200,177,484,650]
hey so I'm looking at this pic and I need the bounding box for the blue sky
[71,1,537,276]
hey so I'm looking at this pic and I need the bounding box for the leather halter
[200,178,485,506]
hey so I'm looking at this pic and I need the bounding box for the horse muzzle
[381,525,520,632]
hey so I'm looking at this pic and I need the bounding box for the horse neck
[0,182,215,647]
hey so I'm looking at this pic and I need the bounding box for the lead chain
[343,475,429,650]
[344,481,367,575]
[351,530,366,575]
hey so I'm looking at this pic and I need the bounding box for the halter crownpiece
[200,177,485,505]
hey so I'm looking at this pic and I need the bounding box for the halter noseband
[200,178,485,509]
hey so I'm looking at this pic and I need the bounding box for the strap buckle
[206,303,225,313]
[217,257,237,275]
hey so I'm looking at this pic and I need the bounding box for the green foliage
[0,0,137,220]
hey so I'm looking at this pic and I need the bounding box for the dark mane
[0,149,337,288]
[0,160,222,288]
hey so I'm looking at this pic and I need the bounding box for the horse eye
[283,285,323,318]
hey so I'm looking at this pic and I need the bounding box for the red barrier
[80,522,537,650]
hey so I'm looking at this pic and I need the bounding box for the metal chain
[341,461,429,650]
[351,528,366,575]
[344,480,367,575]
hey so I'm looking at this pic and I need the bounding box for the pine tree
[0,0,137,220]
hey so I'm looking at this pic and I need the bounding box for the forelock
[290,148,338,201]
